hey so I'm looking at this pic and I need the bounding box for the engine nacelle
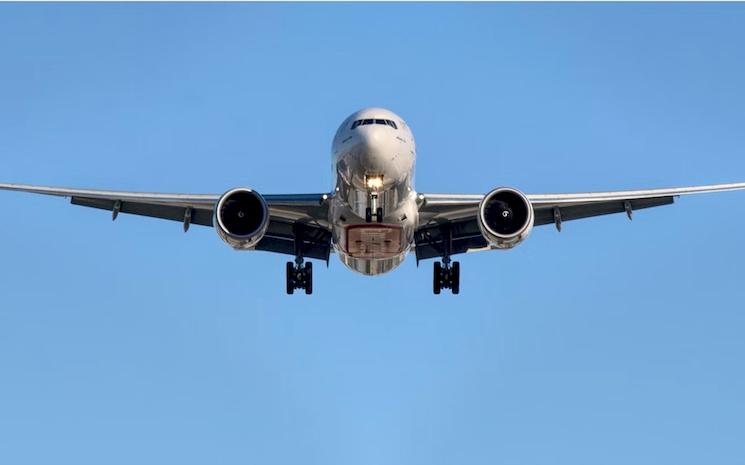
[478,187,534,249]
[214,188,269,250]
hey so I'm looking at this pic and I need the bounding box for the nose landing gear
[365,207,384,223]
[433,259,460,295]
[365,192,383,223]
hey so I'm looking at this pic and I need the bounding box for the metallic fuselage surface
[330,108,418,275]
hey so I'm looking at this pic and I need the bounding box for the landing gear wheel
[433,260,460,295]
[286,260,313,294]
[365,207,372,223]
[304,262,313,295]
[376,207,383,223]
[451,261,460,295]
[286,261,295,294]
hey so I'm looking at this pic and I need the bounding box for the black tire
[365,207,372,223]
[304,262,313,295]
[286,262,294,294]
[451,261,460,295]
[433,262,442,294]
[376,207,383,223]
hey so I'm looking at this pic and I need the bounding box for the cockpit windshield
[351,119,398,130]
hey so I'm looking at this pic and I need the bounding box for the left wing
[415,182,745,261]
[0,183,332,260]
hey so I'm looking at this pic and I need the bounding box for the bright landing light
[365,175,384,190]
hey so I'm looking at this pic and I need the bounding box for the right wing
[415,182,745,261]
[0,183,333,261]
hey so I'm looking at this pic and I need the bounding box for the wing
[0,183,332,261]
[414,182,745,261]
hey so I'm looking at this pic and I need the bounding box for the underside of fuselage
[329,108,418,275]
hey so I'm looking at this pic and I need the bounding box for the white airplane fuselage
[330,108,418,275]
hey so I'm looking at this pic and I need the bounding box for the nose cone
[333,108,416,191]
[356,126,393,172]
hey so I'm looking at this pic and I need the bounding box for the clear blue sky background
[1,3,744,464]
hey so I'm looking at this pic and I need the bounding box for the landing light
[366,175,384,190]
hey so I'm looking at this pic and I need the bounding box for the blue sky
[1,3,745,464]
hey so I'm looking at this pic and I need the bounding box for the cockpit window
[351,119,398,130]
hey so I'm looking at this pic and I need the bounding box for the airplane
[2,107,745,295]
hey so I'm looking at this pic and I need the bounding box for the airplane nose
[357,127,382,148]
[355,128,389,171]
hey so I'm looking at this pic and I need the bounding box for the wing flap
[256,219,332,261]
[414,218,488,261]
[71,196,332,259]
[71,196,214,227]
[533,196,674,226]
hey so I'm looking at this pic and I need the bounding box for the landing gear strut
[433,258,460,295]
[286,258,312,295]
[286,223,313,294]
[432,222,459,294]
[365,192,383,223]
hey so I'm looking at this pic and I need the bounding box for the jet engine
[478,187,534,249]
[214,188,270,250]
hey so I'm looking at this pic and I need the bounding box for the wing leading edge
[414,182,745,261]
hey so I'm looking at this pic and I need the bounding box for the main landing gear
[286,258,312,295]
[429,222,459,295]
[433,258,460,295]
[286,223,313,295]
